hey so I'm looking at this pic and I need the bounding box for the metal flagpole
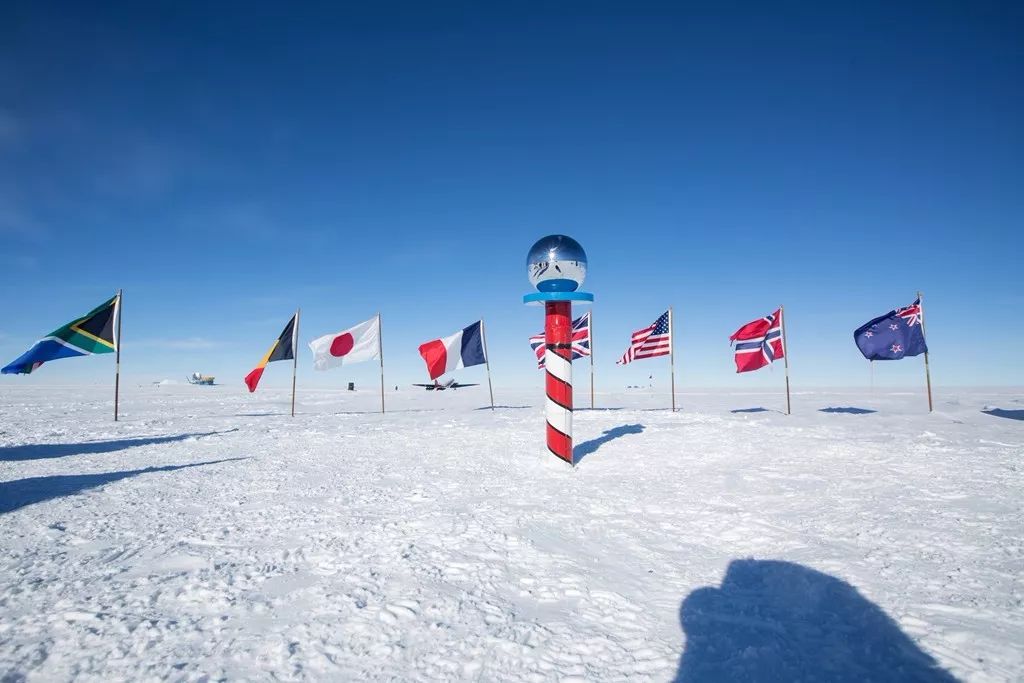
[918,291,933,412]
[589,310,595,410]
[669,306,677,412]
[114,289,123,422]
[291,308,300,417]
[480,318,495,411]
[378,313,385,414]
[780,304,791,415]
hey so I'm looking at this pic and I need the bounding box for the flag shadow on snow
[474,405,531,410]
[331,408,441,416]
[0,430,238,462]
[819,407,877,415]
[981,408,1024,421]
[0,458,250,514]
[574,424,644,463]
[675,559,956,682]
[731,407,777,414]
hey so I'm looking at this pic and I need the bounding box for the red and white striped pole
[545,300,574,464]
[525,235,592,467]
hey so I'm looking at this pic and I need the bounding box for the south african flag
[2,294,120,375]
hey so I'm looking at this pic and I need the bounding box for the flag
[419,320,486,380]
[854,299,928,361]
[617,311,671,364]
[730,308,784,373]
[529,312,591,368]
[308,316,380,371]
[2,294,119,375]
[244,314,297,392]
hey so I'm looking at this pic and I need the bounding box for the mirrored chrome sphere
[527,235,587,292]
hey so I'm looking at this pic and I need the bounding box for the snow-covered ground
[1,384,1021,681]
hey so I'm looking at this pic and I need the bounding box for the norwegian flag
[529,312,591,368]
[617,311,671,364]
[730,308,785,373]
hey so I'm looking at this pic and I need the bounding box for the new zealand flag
[854,299,928,361]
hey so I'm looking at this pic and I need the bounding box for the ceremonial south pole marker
[524,236,593,466]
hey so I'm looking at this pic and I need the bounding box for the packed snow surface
[1,384,1022,681]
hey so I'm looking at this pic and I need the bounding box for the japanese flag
[309,316,380,370]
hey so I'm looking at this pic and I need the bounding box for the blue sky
[1,2,1021,392]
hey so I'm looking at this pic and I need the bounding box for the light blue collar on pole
[523,291,594,305]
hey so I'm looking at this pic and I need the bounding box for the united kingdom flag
[529,312,591,369]
[730,308,785,373]
[896,300,923,327]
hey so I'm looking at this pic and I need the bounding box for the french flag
[418,321,487,380]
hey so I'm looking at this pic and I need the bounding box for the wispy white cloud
[0,192,49,241]
[178,200,282,240]
[0,254,38,270]
[133,337,223,350]
[91,136,186,198]
[0,109,20,147]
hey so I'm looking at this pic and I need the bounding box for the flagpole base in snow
[525,235,592,467]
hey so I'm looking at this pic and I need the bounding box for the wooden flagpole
[378,313,385,414]
[780,304,791,415]
[290,308,300,417]
[918,291,933,413]
[114,289,123,422]
[669,306,677,412]
[589,310,595,410]
[480,318,495,411]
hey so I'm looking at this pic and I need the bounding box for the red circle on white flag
[330,333,354,357]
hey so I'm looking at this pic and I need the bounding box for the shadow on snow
[982,408,1024,421]
[331,408,441,416]
[819,407,877,415]
[0,430,238,462]
[474,405,533,410]
[575,424,645,463]
[675,559,956,682]
[731,407,773,414]
[0,457,250,514]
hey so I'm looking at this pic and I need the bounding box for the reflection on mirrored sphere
[527,235,587,292]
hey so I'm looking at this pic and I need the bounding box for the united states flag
[617,311,671,364]
[529,312,591,368]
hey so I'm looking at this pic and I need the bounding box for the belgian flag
[245,314,297,392]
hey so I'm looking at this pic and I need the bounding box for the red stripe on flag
[735,353,768,373]
[244,366,265,393]
[418,339,449,380]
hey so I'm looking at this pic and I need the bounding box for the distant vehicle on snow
[186,372,216,385]
[413,378,478,391]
